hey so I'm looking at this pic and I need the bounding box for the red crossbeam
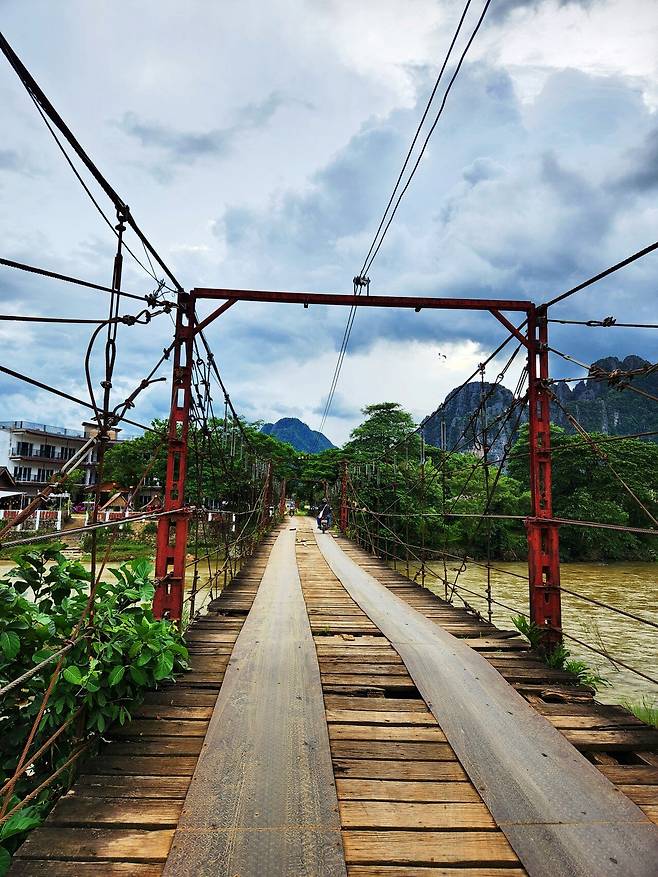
[192,288,532,313]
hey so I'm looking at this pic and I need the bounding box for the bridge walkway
[10,520,658,876]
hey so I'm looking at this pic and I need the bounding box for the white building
[0,420,119,503]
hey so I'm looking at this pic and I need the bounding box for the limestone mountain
[260,417,335,453]
[421,355,657,461]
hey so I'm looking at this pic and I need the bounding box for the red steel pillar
[153,293,194,620]
[261,461,273,527]
[339,460,349,533]
[526,305,562,649]
[278,477,286,518]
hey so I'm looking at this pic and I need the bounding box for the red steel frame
[339,459,349,534]
[153,292,195,620]
[154,288,562,646]
[526,305,562,648]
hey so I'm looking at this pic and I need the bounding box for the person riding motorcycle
[317,498,332,532]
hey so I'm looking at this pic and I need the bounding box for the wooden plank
[162,524,347,877]
[618,785,658,805]
[326,709,435,726]
[321,674,416,689]
[104,738,203,757]
[141,690,217,707]
[320,663,408,676]
[316,530,658,877]
[562,729,658,751]
[14,828,174,862]
[324,695,426,712]
[9,864,162,876]
[47,796,182,827]
[75,775,190,798]
[333,759,468,781]
[339,801,495,829]
[347,868,527,876]
[110,719,208,738]
[335,779,479,802]
[599,766,658,785]
[83,755,198,776]
[330,740,454,761]
[343,830,517,866]
[642,804,658,824]
[328,724,446,742]
[131,705,213,721]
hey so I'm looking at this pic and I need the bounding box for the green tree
[103,421,167,488]
[346,402,420,461]
[508,425,658,560]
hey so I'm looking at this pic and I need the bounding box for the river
[1,555,656,708]
[414,559,657,707]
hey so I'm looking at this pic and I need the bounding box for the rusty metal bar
[193,299,237,335]
[526,306,562,649]
[153,293,195,620]
[339,460,349,533]
[192,288,532,313]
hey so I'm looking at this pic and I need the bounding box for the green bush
[0,549,188,871]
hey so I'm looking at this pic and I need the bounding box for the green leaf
[0,845,10,876]
[62,665,83,686]
[83,674,100,692]
[108,665,125,686]
[129,665,147,686]
[0,631,20,660]
[154,651,174,680]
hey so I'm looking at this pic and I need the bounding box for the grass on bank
[511,615,610,692]
[622,696,658,729]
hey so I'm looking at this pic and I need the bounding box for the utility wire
[549,317,658,329]
[314,0,490,440]
[545,239,658,309]
[357,0,474,276]
[0,30,183,294]
[363,0,493,277]
[0,257,152,304]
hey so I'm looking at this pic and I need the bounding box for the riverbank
[404,558,657,708]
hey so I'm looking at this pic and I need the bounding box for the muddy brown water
[412,559,658,707]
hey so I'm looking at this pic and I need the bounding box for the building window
[16,441,33,456]
[13,466,32,481]
[36,468,55,482]
[39,444,57,459]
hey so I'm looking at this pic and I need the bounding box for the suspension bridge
[1,23,658,877]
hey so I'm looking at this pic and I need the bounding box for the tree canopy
[102,403,657,562]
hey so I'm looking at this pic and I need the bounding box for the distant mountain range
[421,355,658,460]
[261,417,335,453]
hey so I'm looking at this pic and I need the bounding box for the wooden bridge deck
[11,520,658,876]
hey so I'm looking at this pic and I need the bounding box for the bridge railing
[344,502,658,696]
[0,514,191,852]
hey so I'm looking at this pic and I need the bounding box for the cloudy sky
[1,0,657,445]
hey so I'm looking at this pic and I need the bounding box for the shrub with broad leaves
[0,548,188,872]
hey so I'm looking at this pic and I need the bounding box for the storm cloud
[0,0,657,443]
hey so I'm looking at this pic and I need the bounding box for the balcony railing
[0,420,84,438]
[10,449,83,462]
